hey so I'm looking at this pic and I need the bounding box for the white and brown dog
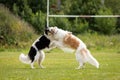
[45,27,99,69]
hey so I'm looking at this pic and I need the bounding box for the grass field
[0,48,120,80]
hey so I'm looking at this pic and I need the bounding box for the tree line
[0,0,120,34]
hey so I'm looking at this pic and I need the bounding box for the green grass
[0,49,120,80]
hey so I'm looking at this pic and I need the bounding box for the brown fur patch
[80,48,87,57]
[63,34,80,49]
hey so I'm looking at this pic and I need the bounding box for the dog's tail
[19,53,31,64]
[86,50,99,68]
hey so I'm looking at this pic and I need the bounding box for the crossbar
[49,15,120,18]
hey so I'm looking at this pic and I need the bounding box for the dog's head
[45,26,58,36]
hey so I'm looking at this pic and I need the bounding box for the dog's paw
[31,67,35,69]
[40,65,46,69]
[75,66,84,70]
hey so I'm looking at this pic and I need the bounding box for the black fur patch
[28,35,50,62]
[45,29,49,35]
[28,47,37,62]
[35,35,50,50]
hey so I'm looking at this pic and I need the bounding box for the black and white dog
[19,32,50,68]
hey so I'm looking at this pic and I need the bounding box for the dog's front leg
[38,50,45,68]
[75,49,85,69]
[49,41,57,49]
[52,41,63,48]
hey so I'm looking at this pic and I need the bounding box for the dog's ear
[67,31,72,35]
[45,19,48,29]
[44,19,49,35]
[54,26,58,29]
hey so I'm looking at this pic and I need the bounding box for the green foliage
[105,0,120,15]
[49,17,71,30]
[12,0,46,34]
[68,0,101,15]
[94,8,117,34]
[95,17,116,34]
[72,18,88,34]
[78,33,120,50]
[116,17,120,33]
[30,11,46,33]
[0,5,36,48]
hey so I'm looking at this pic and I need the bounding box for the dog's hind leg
[75,49,85,69]
[76,63,85,69]
[76,48,99,69]
[38,50,45,68]
[30,56,35,69]
[31,62,35,69]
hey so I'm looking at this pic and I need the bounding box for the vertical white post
[47,0,49,27]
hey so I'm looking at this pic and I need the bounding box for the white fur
[19,50,45,69]
[47,27,99,69]
[19,53,31,64]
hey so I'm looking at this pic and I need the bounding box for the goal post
[47,0,120,27]
[47,0,49,27]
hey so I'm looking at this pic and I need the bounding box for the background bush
[72,18,88,34]
[49,17,71,30]
[0,5,37,48]
[94,7,117,34]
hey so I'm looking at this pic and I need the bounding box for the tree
[94,7,117,34]
[105,0,120,15]
[68,0,101,15]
